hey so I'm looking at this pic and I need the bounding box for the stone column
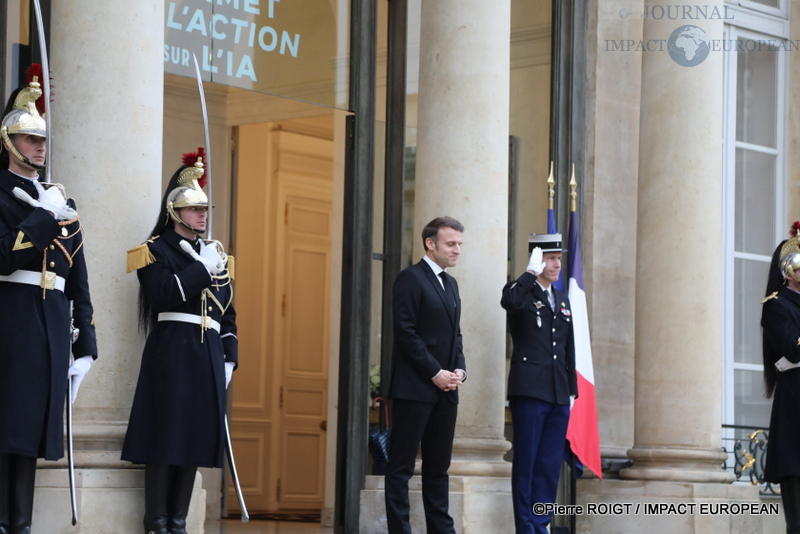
[619,0,731,486]
[31,2,204,532]
[360,0,513,532]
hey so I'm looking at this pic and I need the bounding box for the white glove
[225,361,235,389]
[13,186,77,220]
[179,239,223,274]
[527,247,546,275]
[199,240,225,273]
[67,356,93,404]
[570,395,575,410]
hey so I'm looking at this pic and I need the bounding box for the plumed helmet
[166,148,209,234]
[1,66,47,169]
[779,223,800,283]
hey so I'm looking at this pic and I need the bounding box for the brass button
[522,357,527,361]
[49,244,55,250]
[553,355,557,359]
[49,261,55,267]
[208,306,213,312]
[552,328,556,332]
[552,341,556,346]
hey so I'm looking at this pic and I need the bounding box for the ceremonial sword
[192,53,249,522]
[32,0,77,524]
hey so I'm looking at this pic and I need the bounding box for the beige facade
[1,0,798,533]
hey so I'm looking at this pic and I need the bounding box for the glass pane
[370,258,384,393]
[734,257,771,365]
[734,148,775,256]
[745,0,779,7]
[403,141,416,269]
[734,369,772,429]
[164,0,350,109]
[736,39,776,147]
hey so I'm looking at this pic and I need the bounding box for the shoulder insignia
[226,254,235,281]
[126,239,157,273]
[761,291,779,304]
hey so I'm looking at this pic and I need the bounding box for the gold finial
[547,161,555,210]
[570,164,577,213]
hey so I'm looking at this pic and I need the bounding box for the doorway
[230,116,334,513]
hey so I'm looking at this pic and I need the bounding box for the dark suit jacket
[501,271,577,405]
[388,259,465,404]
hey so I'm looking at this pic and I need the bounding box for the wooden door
[231,122,332,513]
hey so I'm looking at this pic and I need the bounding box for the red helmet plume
[790,222,800,237]
[181,147,207,188]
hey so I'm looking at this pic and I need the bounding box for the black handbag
[369,397,391,465]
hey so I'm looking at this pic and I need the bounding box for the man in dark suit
[385,216,467,534]
[501,234,577,534]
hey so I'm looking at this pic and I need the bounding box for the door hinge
[285,202,289,224]
[280,386,283,409]
[282,294,286,316]
[277,478,281,501]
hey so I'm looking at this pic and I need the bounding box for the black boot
[8,454,36,534]
[0,453,9,534]
[782,477,800,534]
[166,465,197,534]
[143,464,170,534]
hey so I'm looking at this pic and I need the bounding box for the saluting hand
[526,246,546,275]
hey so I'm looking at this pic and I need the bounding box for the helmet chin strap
[1,131,45,170]
[168,209,204,235]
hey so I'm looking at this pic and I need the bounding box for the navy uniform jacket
[388,259,465,404]
[0,169,97,460]
[501,272,577,405]
[122,228,237,468]
[762,285,800,482]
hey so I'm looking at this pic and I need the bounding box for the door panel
[231,122,332,513]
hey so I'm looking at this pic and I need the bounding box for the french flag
[565,209,602,479]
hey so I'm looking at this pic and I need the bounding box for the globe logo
[668,25,711,67]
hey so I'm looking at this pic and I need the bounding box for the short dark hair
[421,216,464,250]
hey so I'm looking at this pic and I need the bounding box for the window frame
[721,19,788,432]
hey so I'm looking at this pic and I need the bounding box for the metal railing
[721,424,778,496]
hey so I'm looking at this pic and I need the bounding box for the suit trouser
[510,397,570,534]
[385,396,457,534]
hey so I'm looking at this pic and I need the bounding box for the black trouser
[0,453,37,534]
[385,396,458,534]
[783,477,800,534]
[143,464,198,534]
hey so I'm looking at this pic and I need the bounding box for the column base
[449,436,512,477]
[31,468,206,534]
[576,478,780,534]
[359,475,512,534]
[620,447,736,483]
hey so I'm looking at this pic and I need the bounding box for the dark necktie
[439,272,455,307]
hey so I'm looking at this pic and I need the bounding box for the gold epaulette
[126,236,159,273]
[761,291,779,304]
[227,255,235,281]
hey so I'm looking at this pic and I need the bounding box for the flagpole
[547,161,555,210]
[570,163,577,213]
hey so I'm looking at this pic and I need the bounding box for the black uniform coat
[501,272,577,405]
[121,228,237,468]
[0,169,96,460]
[762,285,800,482]
[388,259,466,404]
